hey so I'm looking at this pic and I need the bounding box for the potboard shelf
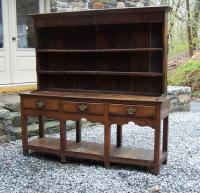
[28,137,167,166]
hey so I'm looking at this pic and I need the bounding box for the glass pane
[0,0,3,48]
[16,0,39,48]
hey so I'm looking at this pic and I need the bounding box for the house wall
[50,0,151,11]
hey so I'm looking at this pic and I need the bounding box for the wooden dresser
[20,6,171,174]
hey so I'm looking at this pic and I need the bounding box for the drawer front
[62,101,105,115]
[109,104,156,118]
[23,97,59,111]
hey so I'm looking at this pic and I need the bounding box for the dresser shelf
[37,48,163,53]
[38,70,163,77]
[28,137,167,167]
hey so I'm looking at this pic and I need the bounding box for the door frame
[8,0,46,84]
[0,0,11,84]
[0,0,49,85]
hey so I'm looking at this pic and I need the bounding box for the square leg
[153,123,161,175]
[60,120,67,163]
[116,124,122,147]
[39,115,45,138]
[21,114,29,155]
[76,120,81,142]
[162,116,169,165]
[104,124,111,168]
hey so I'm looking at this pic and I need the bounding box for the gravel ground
[0,112,200,193]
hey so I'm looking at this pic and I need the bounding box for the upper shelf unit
[31,6,171,96]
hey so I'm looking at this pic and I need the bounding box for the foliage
[160,0,200,58]
[168,59,200,96]
[192,90,200,97]
[169,40,188,58]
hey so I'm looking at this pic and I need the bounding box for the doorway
[0,0,46,85]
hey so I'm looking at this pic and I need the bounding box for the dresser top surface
[20,90,169,103]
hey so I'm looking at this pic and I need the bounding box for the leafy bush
[168,59,200,97]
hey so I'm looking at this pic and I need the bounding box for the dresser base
[20,91,170,175]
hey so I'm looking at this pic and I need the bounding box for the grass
[168,59,200,97]
[192,90,200,98]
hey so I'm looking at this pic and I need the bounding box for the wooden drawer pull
[79,104,88,111]
[36,100,45,109]
[127,107,137,115]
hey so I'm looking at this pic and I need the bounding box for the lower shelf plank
[28,137,61,155]
[27,137,166,167]
[66,141,104,161]
[111,147,154,166]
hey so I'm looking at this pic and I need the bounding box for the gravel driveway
[0,112,200,193]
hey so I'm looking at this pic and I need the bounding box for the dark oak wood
[76,120,81,142]
[153,107,161,175]
[27,137,167,167]
[38,71,163,77]
[39,115,44,138]
[163,116,169,165]
[23,97,59,111]
[104,104,110,168]
[37,48,163,53]
[116,125,122,147]
[34,9,167,96]
[60,120,67,163]
[63,101,105,115]
[20,7,171,174]
[109,104,156,118]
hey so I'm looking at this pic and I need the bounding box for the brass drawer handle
[79,104,88,111]
[127,107,137,115]
[36,100,45,109]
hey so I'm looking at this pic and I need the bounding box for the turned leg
[60,120,67,163]
[21,114,29,155]
[116,124,122,147]
[153,122,161,175]
[163,116,169,165]
[39,115,45,138]
[76,120,81,142]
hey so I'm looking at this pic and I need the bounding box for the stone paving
[0,112,200,193]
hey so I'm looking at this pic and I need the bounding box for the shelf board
[37,48,163,53]
[29,137,60,150]
[39,88,161,97]
[38,71,163,77]
[66,140,104,161]
[28,137,60,155]
[28,90,165,102]
[27,137,167,166]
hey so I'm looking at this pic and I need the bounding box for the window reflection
[17,0,39,48]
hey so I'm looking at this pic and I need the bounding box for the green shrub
[168,59,200,97]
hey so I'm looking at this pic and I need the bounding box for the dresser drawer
[23,97,59,111]
[62,101,105,115]
[109,104,156,118]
